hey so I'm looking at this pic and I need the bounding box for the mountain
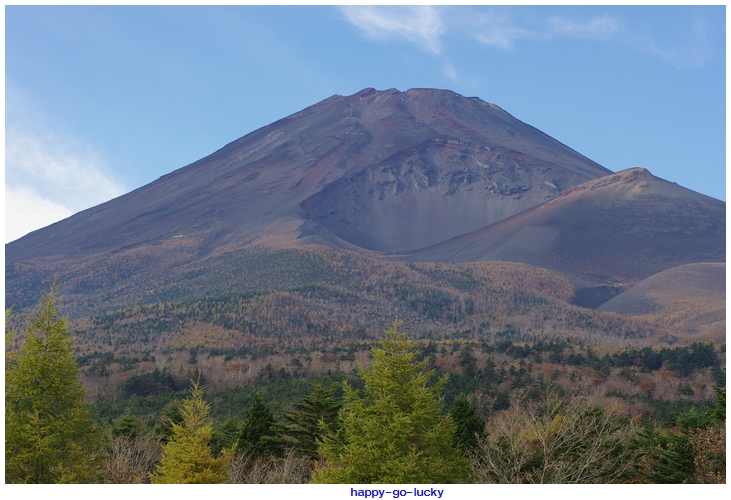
[400,168,725,291]
[6,87,611,312]
[8,88,609,259]
[5,88,724,321]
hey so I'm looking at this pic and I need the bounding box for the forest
[4,287,725,484]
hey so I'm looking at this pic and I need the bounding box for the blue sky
[4,4,726,243]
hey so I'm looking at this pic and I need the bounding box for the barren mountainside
[7,88,610,261]
[401,168,725,284]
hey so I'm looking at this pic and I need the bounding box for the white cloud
[547,14,620,39]
[471,11,535,50]
[5,186,74,243]
[5,108,125,243]
[442,63,460,83]
[338,5,718,71]
[340,5,444,54]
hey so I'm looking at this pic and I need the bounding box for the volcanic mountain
[5,87,725,318]
[8,88,608,259]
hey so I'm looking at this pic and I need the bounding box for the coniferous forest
[4,286,725,484]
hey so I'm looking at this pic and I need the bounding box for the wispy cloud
[547,14,620,39]
[339,5,444,54]
[442,63,460,83]
[470,10,537,50]
[5,87,125,243]
[5,186,74,242]
[635,10,716,69]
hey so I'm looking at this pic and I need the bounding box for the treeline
[97,327,726,484]
[79,333,724,429]
[7,289,725,484]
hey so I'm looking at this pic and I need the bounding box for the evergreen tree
[449,394,485,453]
[492,391,510,412]
[269,383,342,459]
[210,416,240,457]
[313,321,471,484]
[154,400,185,443]
[639,423,694,484]
[5,287,102,483]
[239,392,282,458]
[149,381,235,483]
[112,412,141,439]
[640,387,727,484]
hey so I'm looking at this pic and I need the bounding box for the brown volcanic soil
[399,168,726,286]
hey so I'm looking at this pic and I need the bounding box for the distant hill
[597,262,726,343]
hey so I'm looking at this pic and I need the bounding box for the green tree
[5,287,102,483]
[154,399,185,443]
[239,392,282,458]
[210,416,240,457]
[639,387,727,484]
[449,394,485,453]
[112,412,141,439]
[149,381,235,483]
[269,383,342,459]
[313,321,471,483]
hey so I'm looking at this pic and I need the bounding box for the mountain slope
[6,88,724,324]
[400,168,725,286]
[596,262,725,342]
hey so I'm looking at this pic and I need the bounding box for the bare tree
[686,424,726,484]
[473,393,638,483]
[229,448,313,484]
[103,433,161,484]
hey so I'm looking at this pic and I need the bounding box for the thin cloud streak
[635,11,716,69]
[339,6,717,71]
[547,14,620,39]
[339,5,444,54]
[470,10,537,50]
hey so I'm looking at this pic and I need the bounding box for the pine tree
[210,416,240,457]
[313,321,471,484]
[112,412,141,439]
[5,287,102,483]
[149,381,235,483]
[269,383,342,459]
[449,394,485,453]
[239,392,282,458]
